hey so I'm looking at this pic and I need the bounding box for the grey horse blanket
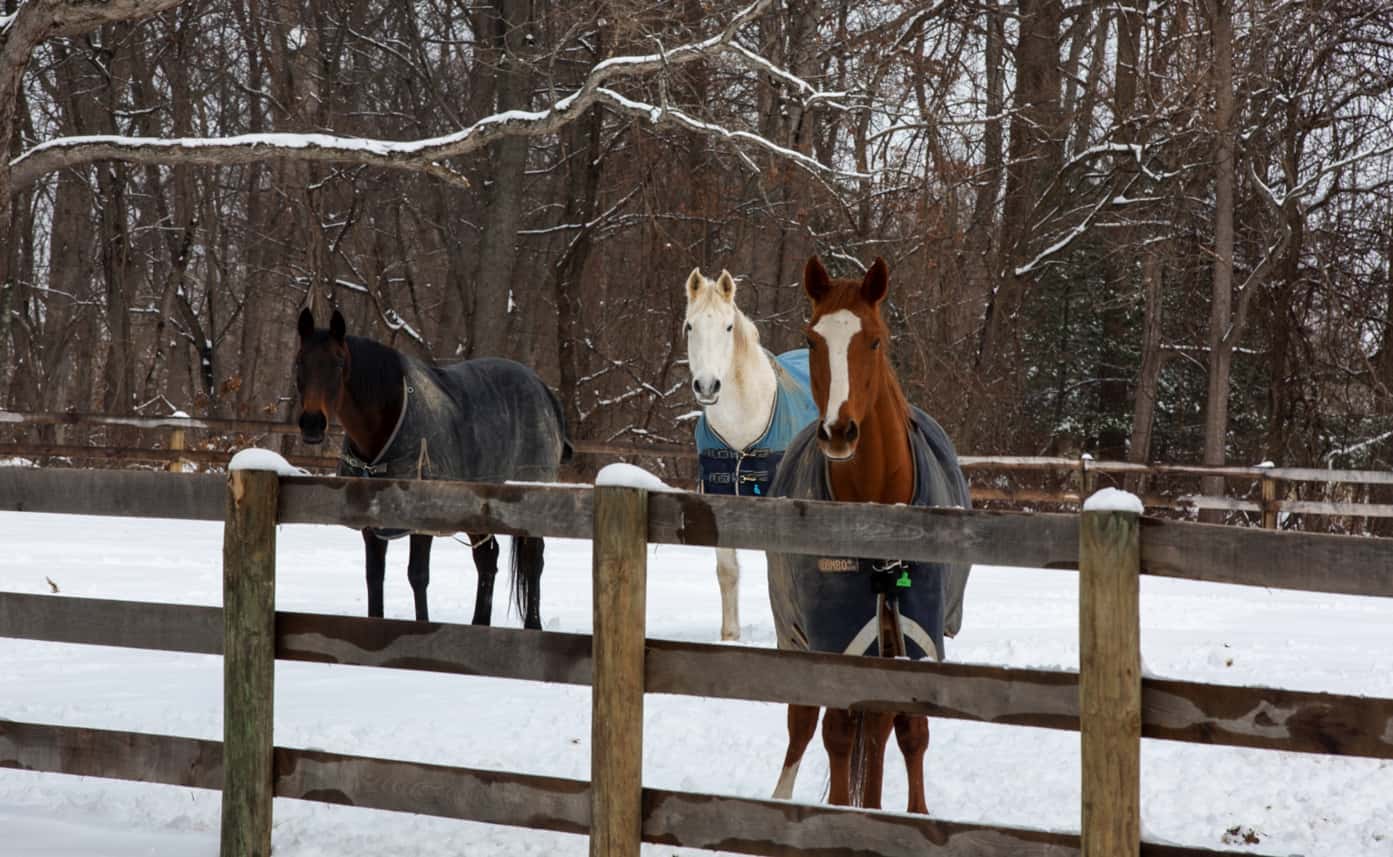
[339,355,569,536]
[765,406,971,661]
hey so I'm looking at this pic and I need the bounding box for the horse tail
[508,535,544,625]
[847,711,869,808]
[543,383,574,464]
[509,537,527,619]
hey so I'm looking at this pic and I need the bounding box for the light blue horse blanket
[694,349,819,497]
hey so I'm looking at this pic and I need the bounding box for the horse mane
[345,335,406,406]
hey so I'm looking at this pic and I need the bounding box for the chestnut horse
[765,256,970,811]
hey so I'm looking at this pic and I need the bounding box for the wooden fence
[5,408,1393,528]
[2,467,1393,856]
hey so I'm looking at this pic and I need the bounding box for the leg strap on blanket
[870,561,909,658]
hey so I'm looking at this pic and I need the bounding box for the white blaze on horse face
[685,282,737,406]
[812,309,862,432]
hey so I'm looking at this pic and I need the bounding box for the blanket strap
[870,560,909,657]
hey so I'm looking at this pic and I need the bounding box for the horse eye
[684,322,692,335]
[726,323,733,333]
[870,338,881,351]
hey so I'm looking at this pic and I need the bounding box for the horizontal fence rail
[3,592,1391,762]
[9,408,1393,527]
[4,468,1392,597]
[0,719,1240,857]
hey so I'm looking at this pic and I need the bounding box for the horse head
[802,255,894,462]
[683,268,742,406]
[294,307,350,444]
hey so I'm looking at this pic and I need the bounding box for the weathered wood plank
[0,592,221,654]
[276,475,595,539]
[1174,495,1263,513]
[1079,508,1142,857]
[1266,466,1393,486]
[274,747,591,835]
[1278,499,1393,519]
[1141,517,1393,598]
[0,468,224,520]
[643,787,1080,856]
[646,639,1080,728]
[590,485,649,857]
[642,788,1238,857]
[0,443,337,471]
[0,720,223,789]
[647,491,1081,570]
[221,470,279,857]
[3,596,1386,762]
[1143,680,1393,758]
[277,611,592,686]
[0,409,301,435]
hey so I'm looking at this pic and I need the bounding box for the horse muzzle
[299,411,327,445]
[692,376,721,406]
[817,419,859,461]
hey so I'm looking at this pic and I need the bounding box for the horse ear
[716,270,736,302]
[298,308,315,341]
[861,257,889,305]
[685,268,704,300]
[330,309,347,343]
[803,255,831,303]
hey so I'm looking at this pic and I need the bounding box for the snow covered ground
[2,509,1391,856]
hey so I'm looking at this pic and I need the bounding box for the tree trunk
[1096,2,1143,460]
[978,0,1064,380]
[1200,0,1235,521]
[469,0,532,360]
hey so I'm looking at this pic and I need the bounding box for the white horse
[683,268,783,642]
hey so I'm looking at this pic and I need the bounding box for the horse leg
[469,534,500,626]
[894,713,931,814]
[822,708,856,806]
[855,712,894,809]
[362,529,387,618]
[771,704,818,800]
[511,535,545,630]
[407,533,433,622]
[716,547,741,641]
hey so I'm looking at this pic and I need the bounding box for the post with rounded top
[1079,489,1141,857]
[590,484,649,857]
[221,468,279,857]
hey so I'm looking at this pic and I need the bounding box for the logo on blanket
[816,557,858,572]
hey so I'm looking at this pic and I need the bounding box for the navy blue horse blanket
[765,407,971,661]
[339,354,569,535]
[694,349,819,497]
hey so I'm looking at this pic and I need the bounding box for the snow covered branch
[7,0,856,193]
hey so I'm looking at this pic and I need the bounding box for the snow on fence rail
[1,468,1392,857]
[6,408,1393,525]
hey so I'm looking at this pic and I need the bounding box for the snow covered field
[2,509,1391,856]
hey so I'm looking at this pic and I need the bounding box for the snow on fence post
[590,483,649,857]
[1079,488,1142,857]
[220,468,279,857]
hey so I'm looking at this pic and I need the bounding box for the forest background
[3,0,1393,482]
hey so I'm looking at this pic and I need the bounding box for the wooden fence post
[1260,471,1278,530]
[167,425,187,473]
[590,485,649,857]
[221,469,279,857]
[1079,499,1141,857]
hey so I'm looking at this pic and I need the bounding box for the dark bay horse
[294,308,571,627]
[765,256,971,812]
